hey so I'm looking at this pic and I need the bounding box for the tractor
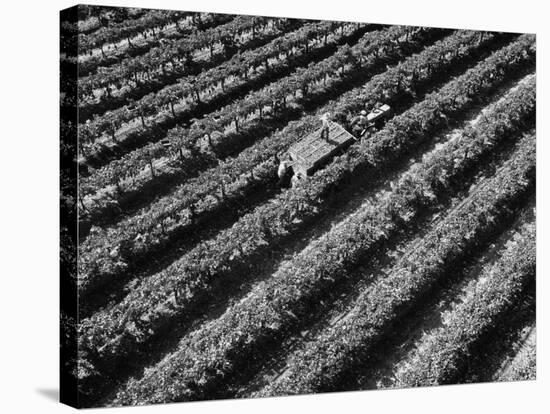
[365,102,393,130]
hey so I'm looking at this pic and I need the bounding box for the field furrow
[495,326,536,381]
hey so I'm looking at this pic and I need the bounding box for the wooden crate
[289,122,355,176]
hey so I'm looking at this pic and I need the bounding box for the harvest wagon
[282,103,392,183]
[288,122,356,178]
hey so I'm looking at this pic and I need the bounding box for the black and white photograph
[1,1,548,413]
[60,3,537,408]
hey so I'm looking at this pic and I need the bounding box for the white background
[0,0,547,412]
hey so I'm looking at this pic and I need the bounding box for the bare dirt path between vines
[492,324,536,380]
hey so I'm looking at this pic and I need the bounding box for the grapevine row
[78,8,184,53]
[76,6,122,35]
[76,6,147,36]
[79,13,232,77]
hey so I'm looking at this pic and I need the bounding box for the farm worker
[364,101,371,111]
[291,172,302,188]
[320,112,332,141]
[278,160,290,179]
[277,154,293,188]
[109,245,120,258]
[188,203,196,223]
[350,110,368,136]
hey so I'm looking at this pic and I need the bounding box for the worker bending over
[277,154,294,188]
[350,110,370,137]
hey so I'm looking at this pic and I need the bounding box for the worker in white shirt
[320,112,332,141]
